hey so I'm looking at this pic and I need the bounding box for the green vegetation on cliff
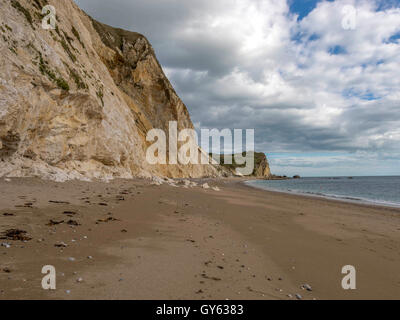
[210,151,270,177]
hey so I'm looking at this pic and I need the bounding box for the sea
[246,176,400,208]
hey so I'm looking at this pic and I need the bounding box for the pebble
[295,294,303,300]
[76,277,83,283]
[1,243,11,248]
[68,257,76,262]
[55,242,68,248]
[302,284,312,291]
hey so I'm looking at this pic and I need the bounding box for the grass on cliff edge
[210,151,267,176]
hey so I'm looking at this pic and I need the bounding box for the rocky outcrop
[211,152,272,178]
[0,0,218,181]
[253,153,271,178]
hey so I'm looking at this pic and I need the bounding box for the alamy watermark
[41,5,56,30]
[41,265,56,290]
[146,121,255,176]
[342,5,357,30]
[341,265,356,290]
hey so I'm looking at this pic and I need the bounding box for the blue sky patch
[291,32,320,44]
[375,0,400,11]
[291,31,304,44]
[309,33,320,41]
[342,88,381,101]
[289,0,322,20]
[387,31,400,43]
[328,45,347,55]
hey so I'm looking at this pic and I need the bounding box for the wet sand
[0,177,399,300]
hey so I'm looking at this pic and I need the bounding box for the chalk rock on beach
[163,178,178,187]
[301,284,312,291]
[180,179,198,188]
[151,176,164,186]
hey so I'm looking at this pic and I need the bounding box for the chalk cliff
[0,0,219,181]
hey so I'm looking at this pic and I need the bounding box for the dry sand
[0,177,399,300]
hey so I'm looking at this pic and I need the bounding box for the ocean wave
[245,180,400,208]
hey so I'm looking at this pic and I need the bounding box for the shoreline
[244,179,400,210]
[1,177,400,300]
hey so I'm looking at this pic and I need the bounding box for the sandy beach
[0,177,399,300]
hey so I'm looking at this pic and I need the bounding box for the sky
[75,0,400,177]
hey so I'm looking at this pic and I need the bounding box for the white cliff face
[0,0,219,181]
